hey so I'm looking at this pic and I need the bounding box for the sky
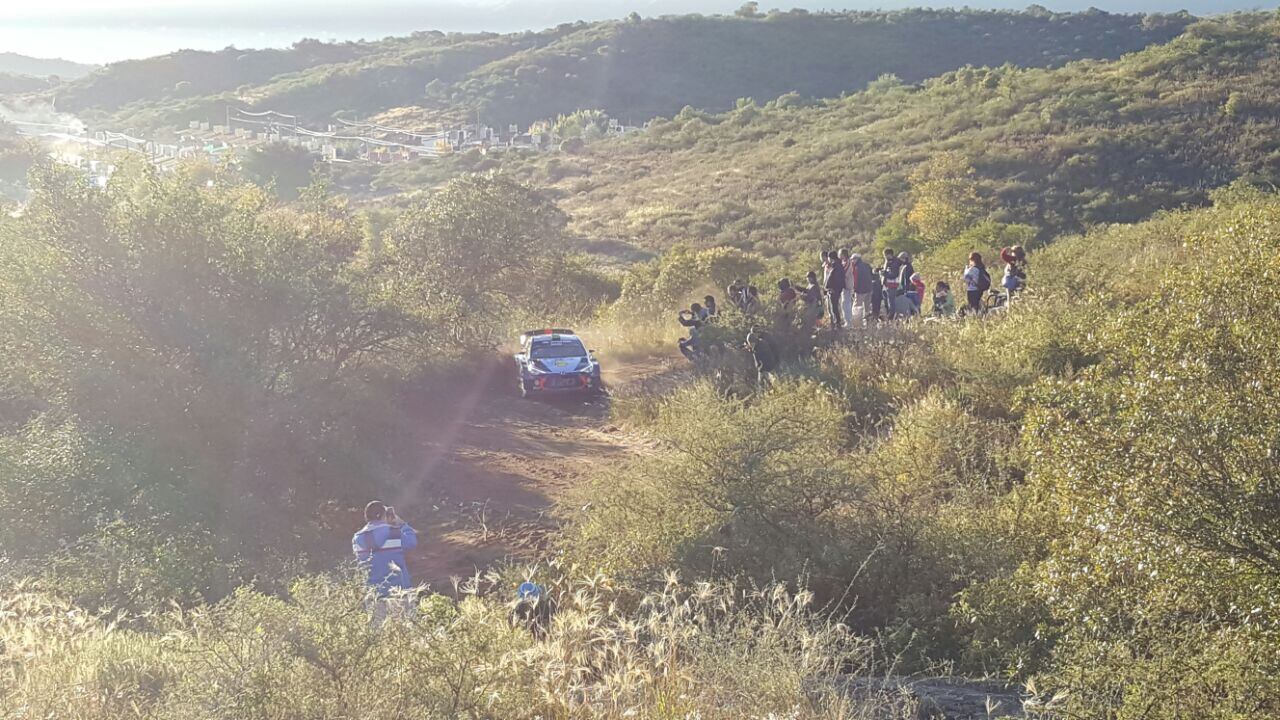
[1,0,1274,64]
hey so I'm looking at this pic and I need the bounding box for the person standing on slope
[839,249,856,328]
[803,270,824,323]
[744,326,779,386]
[963,252,990,314]
[778,277,798,306]
[849,252,874,326]
[1000,245,1028,303]
[896,252,917,316]
[823,250,846,329]
[353,500,419,600]
[881,248,903,320]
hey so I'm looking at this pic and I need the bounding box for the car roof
[530,333,583,344]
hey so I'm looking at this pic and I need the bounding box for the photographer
[353,500,419,608]
[677,303,706,360]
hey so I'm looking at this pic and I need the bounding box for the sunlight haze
[2,0,1273,63]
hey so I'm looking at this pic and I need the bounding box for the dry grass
[0,572,916,720]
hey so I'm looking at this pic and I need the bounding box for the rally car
[514,329,602,398]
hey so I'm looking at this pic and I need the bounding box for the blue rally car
[514,329,602,398]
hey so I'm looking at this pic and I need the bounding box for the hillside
[50,38,387,122]
[0,72,54,95]
[8,9,1280,719]
[53,8,1192,135]
[476,13,1280,257]
[6,152,1280,720]
[0,52,95,79]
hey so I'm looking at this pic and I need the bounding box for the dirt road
[395,358,674,589]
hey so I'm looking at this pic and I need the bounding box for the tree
[552,109,610,141]
[239,142,317,200]
[906,152,985,248]
[382,175,578,348]
[734,2,762,18]
[874,210,928,257]
[0,162,422,608]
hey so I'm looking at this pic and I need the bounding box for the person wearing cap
[352,500,419,597]
[513,581,553,636]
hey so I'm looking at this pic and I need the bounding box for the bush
[1015,194,1280,713]
[0,573,902,720]
[0,166,608,610]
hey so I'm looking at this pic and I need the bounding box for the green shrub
[1014,194,1280,713]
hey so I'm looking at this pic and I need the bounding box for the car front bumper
[522,372,600,394]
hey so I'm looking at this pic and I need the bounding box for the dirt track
[393,358,673,589]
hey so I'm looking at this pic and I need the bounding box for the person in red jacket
[778,277,798,306]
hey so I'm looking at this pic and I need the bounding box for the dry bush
[0,573,913,720]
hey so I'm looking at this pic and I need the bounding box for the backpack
[977,267,992,293]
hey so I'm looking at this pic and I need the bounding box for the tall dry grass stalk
[1,572,915,720]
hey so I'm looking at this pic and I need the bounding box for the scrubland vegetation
[520,13,1280,257]
[47,9,1187,136]
[5,11,1280,720]
[4,573,904,719]
[0,163,613,615]
[567,183,1280,717]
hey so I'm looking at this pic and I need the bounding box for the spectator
[1001,245,1028,302]
[910,272,926,312]
[727,279,747,310]
[963,252,990,313]
[897,252,916,295]
[744,326,779,386]
[932,281,956,317]
[677,303,705,360]
[703,295,719,318]
[778,277,798,306]
[838,249,856,328]
[881,248,903,319]
[848,252,874,326]
[512,581,553,638]
[870,276,883,323]
[802,270,824,325]
[823,250,846,328]
[744,285,762,313]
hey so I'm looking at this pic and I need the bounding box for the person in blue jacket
[352,500,418,596]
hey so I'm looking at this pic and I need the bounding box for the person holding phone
[352,500,418,598]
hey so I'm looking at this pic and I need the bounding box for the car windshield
[531,341,586,359]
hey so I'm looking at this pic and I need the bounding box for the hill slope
[56,8,1192,135]
[498,13,1280,256]
[0,52,95,79]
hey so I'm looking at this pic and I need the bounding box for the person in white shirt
[838,248,856,328]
